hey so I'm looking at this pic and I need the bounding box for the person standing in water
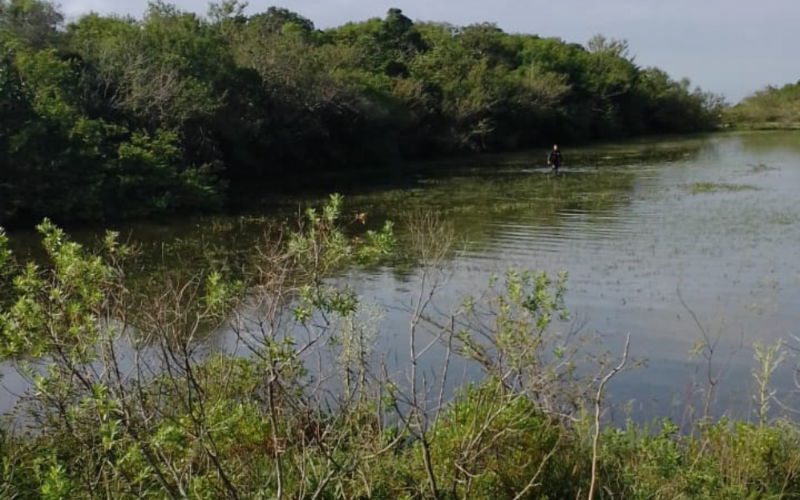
[547,144,563,172]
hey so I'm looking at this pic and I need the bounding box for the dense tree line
[0,0,724,225]
[724,80,800,128]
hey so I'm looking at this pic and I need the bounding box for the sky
[59,0,799,103]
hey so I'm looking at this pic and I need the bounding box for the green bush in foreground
[1,194,800,499]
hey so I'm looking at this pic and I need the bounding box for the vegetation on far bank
[2,196,800,500]
[0,0,724,226]
[724,80,800,129]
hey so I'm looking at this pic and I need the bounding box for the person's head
[553,144,559,151]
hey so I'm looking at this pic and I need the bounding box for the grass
[685,182,760,194]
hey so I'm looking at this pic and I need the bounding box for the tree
[207,0,247,23]
[0,1,722,225]
[247,6,315,36]
[457,22,515,68]
[0,0,63,49]
[726,80,799,127]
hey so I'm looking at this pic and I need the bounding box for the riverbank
[725,122,800,131]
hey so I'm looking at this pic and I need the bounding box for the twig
[588,333,630,500]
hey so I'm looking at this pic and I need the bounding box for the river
[3,131,800,422]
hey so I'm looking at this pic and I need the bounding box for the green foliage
[0,0,722,226]
[4,200,800,499]
[594,418,800,500]
[0,0,63,49]
[452,268,580,413]
[422,382,575,499]
[0,218,120,359]
[0,29,224,225]
[726,80,800,129]
[0,194,399,499]
[0,227,15,308]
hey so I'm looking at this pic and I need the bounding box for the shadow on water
[5,133,710,258]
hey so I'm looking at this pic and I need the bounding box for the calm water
[3,131,800,421]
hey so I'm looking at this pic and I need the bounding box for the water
[3,131,800,422]
[325,132,800,422]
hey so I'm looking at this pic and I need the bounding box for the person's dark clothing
[548,150,563,169]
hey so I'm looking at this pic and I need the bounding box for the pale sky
[60,0,799,103]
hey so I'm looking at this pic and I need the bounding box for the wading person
[547,144,563,172]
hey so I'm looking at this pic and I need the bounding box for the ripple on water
[3,132,800,419]
[349,133,800,417]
